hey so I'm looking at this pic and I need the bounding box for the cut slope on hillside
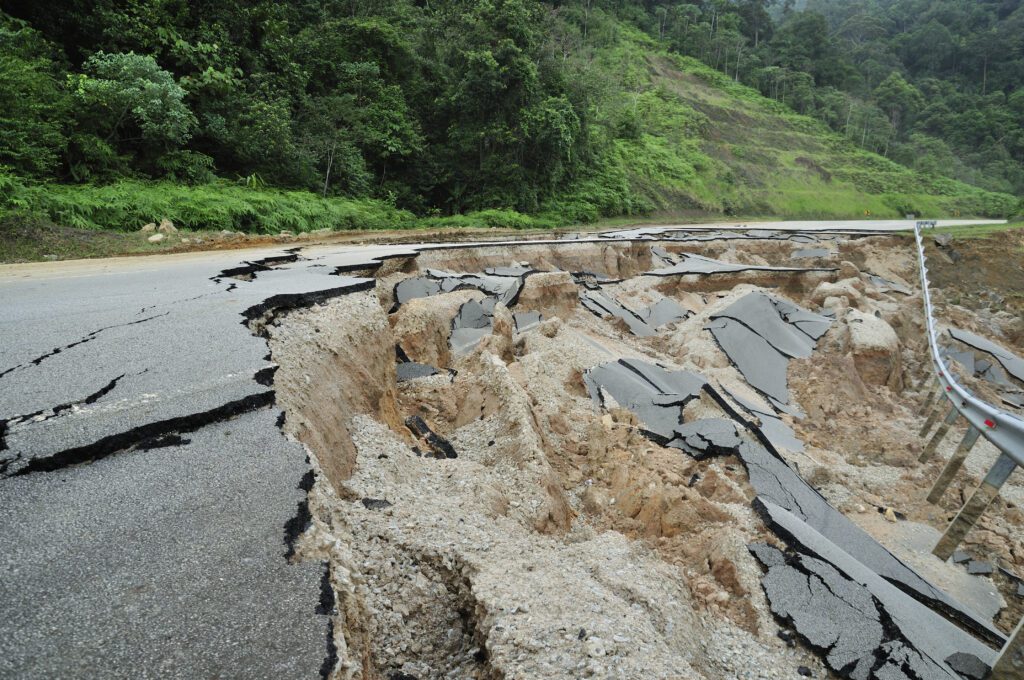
[0,9,1016,242]
[576,25,1017,221]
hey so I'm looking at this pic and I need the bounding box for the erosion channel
[266,232,1024,680]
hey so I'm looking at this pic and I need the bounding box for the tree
[0,14,68,176]
[770,11,849,88]
[873,71,923,134]
[69,51,196,165]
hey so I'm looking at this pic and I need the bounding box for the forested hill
[0,1,1020,234]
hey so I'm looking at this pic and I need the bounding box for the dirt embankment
[266,234,1024,679]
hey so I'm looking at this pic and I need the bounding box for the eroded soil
[266,231,1024,679]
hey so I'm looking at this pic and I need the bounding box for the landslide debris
[266,233,1024,679]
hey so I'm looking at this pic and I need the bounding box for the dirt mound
[268,232,1024,679]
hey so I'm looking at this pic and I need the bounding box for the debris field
[266,228,1024,679]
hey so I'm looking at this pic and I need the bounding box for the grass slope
[0,21,1018,246]
[579,25,1017,221]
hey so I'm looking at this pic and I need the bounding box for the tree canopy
[0,0,1020,214]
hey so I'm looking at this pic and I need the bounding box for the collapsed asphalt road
[0,219,1002,677]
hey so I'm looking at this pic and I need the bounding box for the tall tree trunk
[322,141,336,198]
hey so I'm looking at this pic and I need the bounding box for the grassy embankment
[1,22,1018,263]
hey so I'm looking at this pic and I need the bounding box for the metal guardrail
[913,220,1024,466]
[915,221,1024,674]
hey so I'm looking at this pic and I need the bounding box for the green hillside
[565,25,1016,221]
[0,2,1018,237]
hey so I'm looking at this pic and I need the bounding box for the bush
[0,178,416,232]
[156,151,215,185]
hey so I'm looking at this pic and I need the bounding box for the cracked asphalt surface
[0,219,999,676]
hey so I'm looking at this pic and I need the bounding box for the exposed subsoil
[266,231,1024,679]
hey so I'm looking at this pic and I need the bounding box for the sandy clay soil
[264,229,1024,679]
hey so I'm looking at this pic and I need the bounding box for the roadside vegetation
[0,0,1020,246]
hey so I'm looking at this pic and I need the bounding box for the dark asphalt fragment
[739,441,1001,645]
[583,359,706,443]
[865,274,912,296]
[712,293,823,359]
[966,560,993,576]
[645,252,834,277]
[578,288,656,337]
[941,346,977,375]
[361,498,393,510]
[404,415,458,459]
[751,542,889,679]
[723,386,804,453]
[945,652,989,680]
[668,418,742,459]
[1002,392,1024,409]
[394,276,443,306]
[638,298,691,328]
[651,245,678,267]
[397,362,442,381]
[706,294,832,405]
[450,298,498,355]
[706,317,791,404]
[513,311,543,332]
[587,355,999,651]
[751,500,998,679]
[948,328,1024,383]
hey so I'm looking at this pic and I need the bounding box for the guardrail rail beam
[912,221,1024,571]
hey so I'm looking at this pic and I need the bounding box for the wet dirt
[266,230,1024,679]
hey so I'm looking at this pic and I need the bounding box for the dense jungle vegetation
[0,0,1020,234]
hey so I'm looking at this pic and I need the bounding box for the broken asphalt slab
[739,439,1004,647]
[706,293,832,406]
[948,327,1024,384]
[394,268,525,307]
[752,501,997,679]
[584,356,1004,669]
[645,252,835,277]
[584,358,706,443]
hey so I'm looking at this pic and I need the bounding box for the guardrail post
[916,386,938,416]
[917,401,947,438]
[919,405,960,462]
[926,426,981,504]
[991,613,1024,679]
[933,453,1017,561]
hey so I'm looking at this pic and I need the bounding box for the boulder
[838,261,860,279]
[810,278,864,307]
[158,218,177,234]
[139,223,157,233]
[847,309,903,390]
[147,233,165,243]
